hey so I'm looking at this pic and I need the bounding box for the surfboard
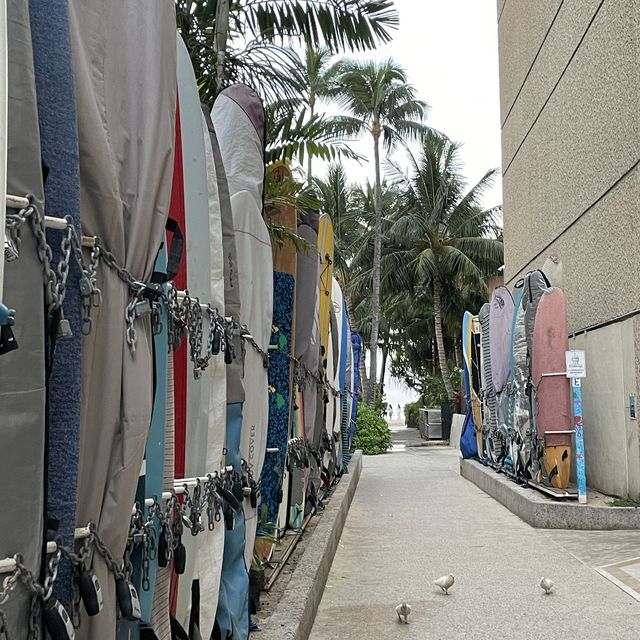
[168,95,189,619]
[478,303,495,463]
[532,288,572,489]
[522,270,551,479]
[324,292,341,481]
[209,89,248,640]
[0,3,46,636]
[460,311,478,459]
[296,213,320,517]
[213,84,272,640]
[71,5,176,637]
[175,34,223,632]
[28,0,82,607]
[130,243,168,627]
[470,317,484,457]
[259,162,296,553]
[349,332,362,448]
[342,314,353,472]
[338,295,350,473]
[489,286,514,463]
[507,283,526,475]
[317,213,334,489]
[193,106,228,638]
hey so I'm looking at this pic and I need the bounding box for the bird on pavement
[395,603,411,624]
[434,574,455,594]
[540,577,554,594]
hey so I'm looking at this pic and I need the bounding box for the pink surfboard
[532,288,572,488]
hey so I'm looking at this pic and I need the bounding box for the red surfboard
[169,97,188,614]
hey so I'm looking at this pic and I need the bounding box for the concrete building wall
[498,0,640,498]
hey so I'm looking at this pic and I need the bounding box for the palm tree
[335,59,428,403]
[175,1,399,106]
[298,47,346,179]
[313,164,361,281]
[388,130,503,402]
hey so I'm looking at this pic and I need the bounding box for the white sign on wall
[565,350,586,378]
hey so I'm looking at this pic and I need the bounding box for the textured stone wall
[498,0,640,497]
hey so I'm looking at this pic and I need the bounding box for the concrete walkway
[309,427,640,639]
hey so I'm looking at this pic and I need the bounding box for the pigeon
[540,577,554,594]
[434,574,455,594]
[395,602,411,624]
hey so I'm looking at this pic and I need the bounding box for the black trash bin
[440,400,453,442]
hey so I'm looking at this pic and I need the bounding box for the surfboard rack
[0,526,92,573]
[6,192,95,246]
[134,469,236,512]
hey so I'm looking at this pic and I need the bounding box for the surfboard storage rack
[0,526,92,574]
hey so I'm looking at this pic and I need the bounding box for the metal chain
[0,569,20,607]
[89,523,124,580]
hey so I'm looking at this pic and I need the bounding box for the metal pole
[572,377,587,504]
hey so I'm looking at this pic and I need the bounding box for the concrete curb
[259,450,363,640]
[460,458,640,530]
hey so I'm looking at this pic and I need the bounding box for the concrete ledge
[460,458,640,530]
[259,450,363,640]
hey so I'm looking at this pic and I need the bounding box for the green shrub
[352,404,392,455]
[404,401,421,429]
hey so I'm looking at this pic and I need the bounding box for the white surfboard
[331,278,345,467]
[176,34,222,628]
[213,86,273,568]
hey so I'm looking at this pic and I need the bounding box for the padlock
[224,504,235,531]
[43,599,75,640]
[250,483,258,509]
[212,328,221,355]
[78,569,103,616]
[4,237,19,262]
[232,480,244,503]
[224,334,233,364]
[173,541,186,575]
[116,578,142,621]
[57,315,73,339]
[134,299,152,318]
[79,277,93,297]
[158,530,169,567]
[0,324,18,355]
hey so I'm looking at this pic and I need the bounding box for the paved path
[309,427,640,639]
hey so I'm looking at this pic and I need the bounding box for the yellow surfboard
[317,213,334,374]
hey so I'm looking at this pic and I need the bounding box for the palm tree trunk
[214,0,230,96]
[307,100,315,180]
[433,278,455,402]
[359,346,368,398]
[454,339,462,369]
[366,125,383,404]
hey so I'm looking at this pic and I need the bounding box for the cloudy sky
[322,0,503,210]
[338,0,504,405]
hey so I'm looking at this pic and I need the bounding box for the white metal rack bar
[6,192,95,246]
[134,469,234,512]
[0,526,92,574]
[175,290,254,340]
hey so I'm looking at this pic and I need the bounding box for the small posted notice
[565,350,586,378]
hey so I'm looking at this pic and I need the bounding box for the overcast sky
[320,0,503,210]
[337,0,503,404]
